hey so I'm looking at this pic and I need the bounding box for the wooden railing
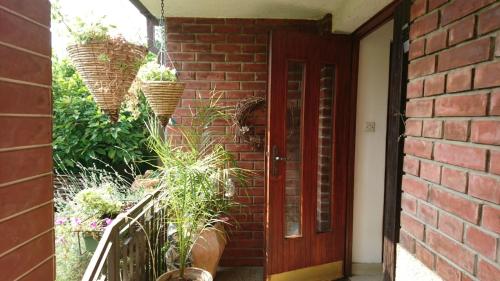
[82,189,167,281]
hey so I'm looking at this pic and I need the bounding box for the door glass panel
[317,64,335,233]
[285,61,305,237]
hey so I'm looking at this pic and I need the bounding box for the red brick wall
[0,0,54,280]
[164,17,318,266]
[402,0,500,280]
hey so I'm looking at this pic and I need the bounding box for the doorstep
[214,267,383,281]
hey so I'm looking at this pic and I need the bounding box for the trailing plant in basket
[52,2,148,121]
[139,61,185,126]
[147,92,251,280]
[52,2,114,45]
[139,61,178,82]
[66,17,115,45]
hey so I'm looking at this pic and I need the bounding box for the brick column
[402,0,500,280]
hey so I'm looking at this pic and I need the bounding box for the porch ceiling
[134,0,393,33]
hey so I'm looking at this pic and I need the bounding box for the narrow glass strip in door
[317,64,335,233]
[285,61,305,237]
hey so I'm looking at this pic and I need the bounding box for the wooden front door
[266,30,352,281]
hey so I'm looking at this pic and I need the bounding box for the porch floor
[215,267,264,281]
[214,267,384,281]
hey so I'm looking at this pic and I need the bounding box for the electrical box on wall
[365,121,376,132]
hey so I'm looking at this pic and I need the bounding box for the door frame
[345,0,410,280]
[263,0,410,279]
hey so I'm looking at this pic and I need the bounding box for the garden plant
[147,92,251,280]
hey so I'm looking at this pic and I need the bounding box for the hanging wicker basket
[141,81,185,126]
[67,38,148,122]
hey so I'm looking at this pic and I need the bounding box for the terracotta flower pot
[191,223,227,278]
[156,267,212,281]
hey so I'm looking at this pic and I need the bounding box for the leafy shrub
[52,57,153,174]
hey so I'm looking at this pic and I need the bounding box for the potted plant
[138,61,185,126]
[69,185,123,252]
[147,93,250,280]
[53,7,148,121]
[53,163,146,279]
[54,165,142,253]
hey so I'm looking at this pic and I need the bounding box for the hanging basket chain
[158,0,175,71]
[140,0,186,127]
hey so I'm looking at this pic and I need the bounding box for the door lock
[272,145,286,177]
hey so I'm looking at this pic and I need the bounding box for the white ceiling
[137,0,393,33]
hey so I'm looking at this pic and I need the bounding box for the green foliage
[138,61,178,82]
[146,92,251,277]
[52,57,154,174]
[51,1,115,45]
[55,224,92,281]
[54,165,144,280]
[74,186,123,218]
[70,17,115,45]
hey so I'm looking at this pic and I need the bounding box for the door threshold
[267,261,343,281]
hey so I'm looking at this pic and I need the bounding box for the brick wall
[402,0,500,280]
[0,0,54,280]
[164,17,319,266]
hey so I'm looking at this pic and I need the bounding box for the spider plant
[147,91,251,279]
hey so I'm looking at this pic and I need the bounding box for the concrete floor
[395,245,441,281]
[214,248,441,281]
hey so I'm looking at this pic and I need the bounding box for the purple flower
[55,217,67,225]
[71,217,81,226]
[104,218,113,226]
[55,236,66,245]
[89,221,98,229]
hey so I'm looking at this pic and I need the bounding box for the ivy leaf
[108,149,116,159]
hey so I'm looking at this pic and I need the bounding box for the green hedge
[52,57,153,174]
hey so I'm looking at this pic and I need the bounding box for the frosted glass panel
[285,62,304,237]
[316,65,335,233]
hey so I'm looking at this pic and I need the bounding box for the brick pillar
[402,0,500,280]
[0,0,54,280]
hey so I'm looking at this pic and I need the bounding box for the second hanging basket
[141,81,185,126]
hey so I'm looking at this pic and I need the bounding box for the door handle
[272,145,286,177]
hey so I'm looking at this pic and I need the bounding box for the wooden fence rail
[82,189,167,281]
